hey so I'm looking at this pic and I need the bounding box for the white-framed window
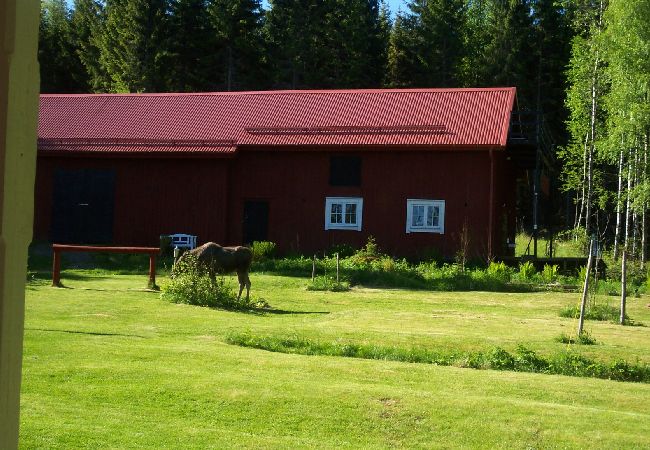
[406,199,445,234]
[325,197,363,231]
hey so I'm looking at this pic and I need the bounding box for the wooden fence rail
[52,244,160,289]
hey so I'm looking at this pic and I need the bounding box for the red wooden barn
[34,87,520,260]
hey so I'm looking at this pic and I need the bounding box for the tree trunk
[614,149,624,260]
[632,146,639,258]
[641,134,648,269]
[573,133,589,230]
[620,247,627,325]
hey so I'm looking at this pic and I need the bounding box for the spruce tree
[71,0,106,92]
[207,0,267,91]
[473,0,536,105]
[98,0,170,93]
[386,0,466,88]
[39,0,86,93]
[265,0,389,89]
[166,0,218,92]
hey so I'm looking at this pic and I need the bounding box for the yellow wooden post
[0,1,40,448]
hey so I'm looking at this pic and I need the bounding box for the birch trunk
[632,147,639,258]
[621,154,634,326]
[641,134,648,269]
[575,132,589,231]
[614,149,624,260]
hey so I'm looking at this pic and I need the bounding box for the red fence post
[52,247,61,287]
[148,253,157,290]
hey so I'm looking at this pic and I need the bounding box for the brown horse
[177,242,253,300]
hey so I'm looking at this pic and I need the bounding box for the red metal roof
[38,88,516,154]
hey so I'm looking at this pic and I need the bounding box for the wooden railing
[52,244,160,289]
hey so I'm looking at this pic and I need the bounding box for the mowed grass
[21,271,650,449]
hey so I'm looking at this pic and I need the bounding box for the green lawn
[21,271,650,448]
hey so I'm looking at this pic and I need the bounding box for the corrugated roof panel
[38,88,516,154]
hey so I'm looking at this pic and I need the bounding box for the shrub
[162,254,258,309]
[251,241,277,261]
[306,275,350,292]
[518,261,536,281]
[349,236,382,266]
[541,264,559,283]
[555,330,598,345]
[327,243,356,258]
[486,261,511,283]
[559,303,628,323]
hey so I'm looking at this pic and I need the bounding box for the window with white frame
[406,199,445,233]
[325,197,363,231]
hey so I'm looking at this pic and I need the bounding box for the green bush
[251,241,277,261]
[541,264,559,283]
[555,330,598,345]
[518,261,536,281]
[486,261,512,283]
[327,243,356,258]
[162,254,258,309]
[306,275,350,292]
[559,303,628,323]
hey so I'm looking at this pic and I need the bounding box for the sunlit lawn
[20,271,650,449]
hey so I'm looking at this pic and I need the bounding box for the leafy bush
[486,261,512,283]
[251,241,277,261]
[306,275,350,292]
[162,254,260,310]
[559,303,628,323]
[541,264,559,283]
[555,330,598,345]
[518,261,536,281]
[327,243,356,258]
[348,236,382,266]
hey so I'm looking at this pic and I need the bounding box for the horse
[176,242,253,300]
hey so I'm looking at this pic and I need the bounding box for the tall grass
[226,333,650,383]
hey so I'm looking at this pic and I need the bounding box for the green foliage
[327,243,355,258]
[560,302,632,323]
[265,0,387,89]
[349,235,382,266]
[162,253,259,309]
[306,275,350,292]
[555,330,598,345]
[541,264,559,283]
[251,241,277,261]
[518,261,536,281]
[39,0,87,92]
[486,261,512,283]
[228,333,650,383]
[386,0,466,88]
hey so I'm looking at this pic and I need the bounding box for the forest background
[39,0,650,265]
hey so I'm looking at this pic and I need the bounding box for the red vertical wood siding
[33,148,516,259]
[34,157,230,247]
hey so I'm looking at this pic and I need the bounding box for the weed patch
[560,303,632,323]
[226,333,650,383]
[555,331,598,345]
[306,276,351,292]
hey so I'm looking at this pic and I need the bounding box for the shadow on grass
[26,328,148,338]
[261,309,330,315]
[218,306,330,316]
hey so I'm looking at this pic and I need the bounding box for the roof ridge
[40,87,516,98]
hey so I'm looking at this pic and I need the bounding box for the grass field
[21,271,650,448]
